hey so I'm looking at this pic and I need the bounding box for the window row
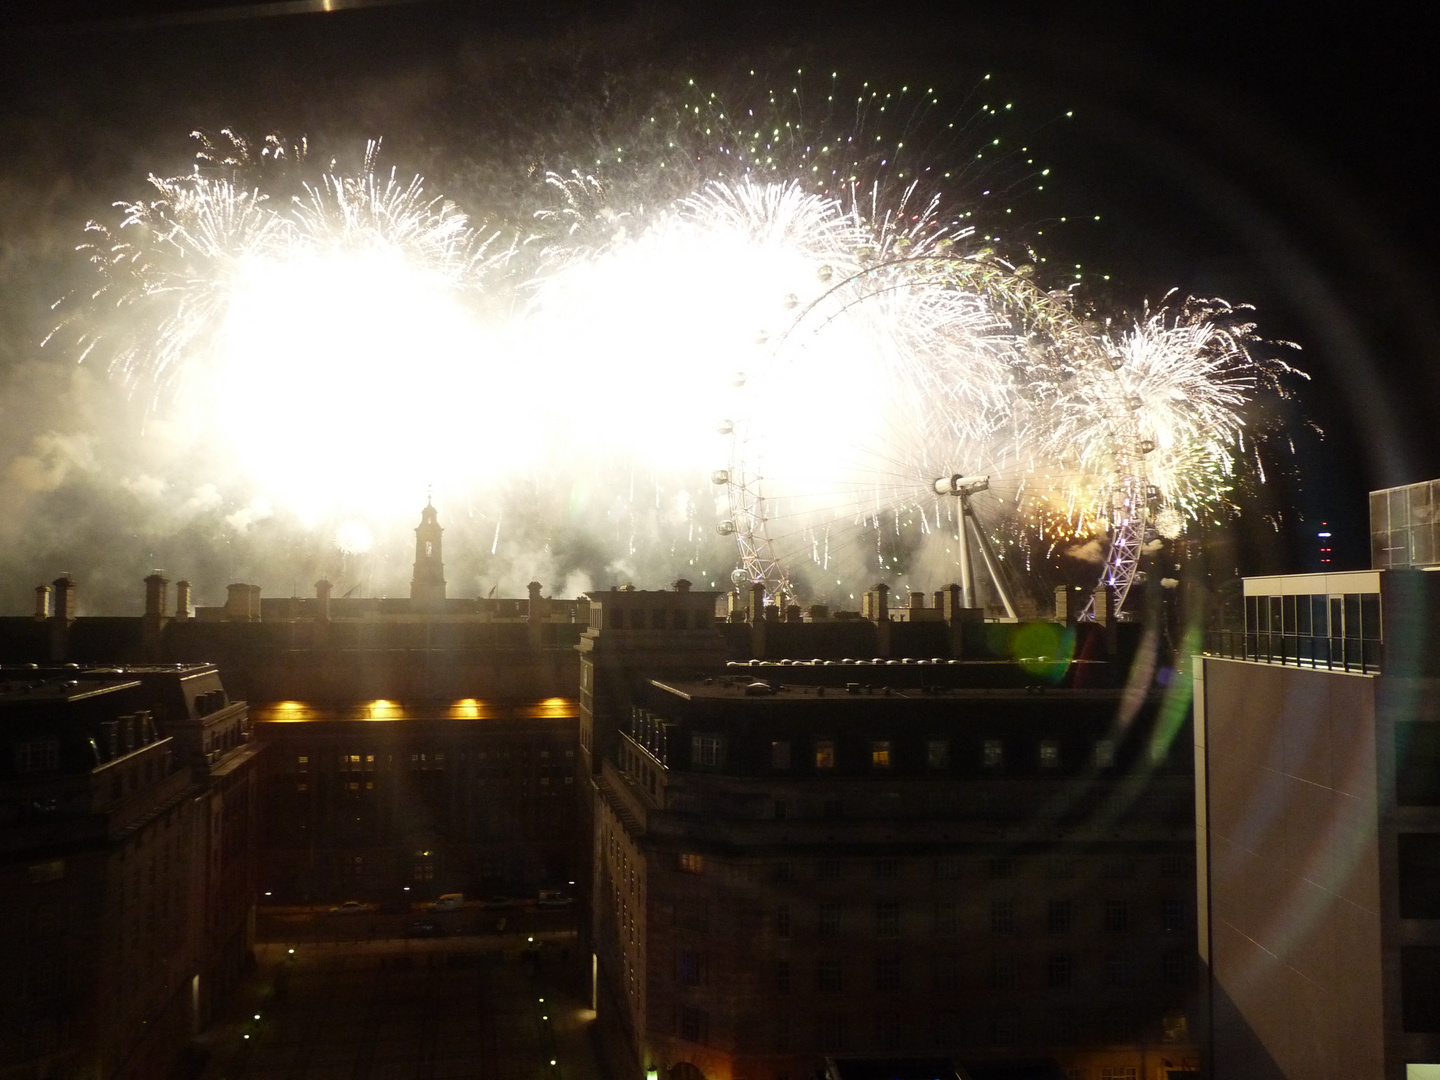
[770,897,1189,937]
[768,951,1193,994]
[759,736,1123,771]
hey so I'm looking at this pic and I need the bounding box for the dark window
[934,856,960,881]
[988,857,1016,879]
[1048,1006,1078,1045]
[1161,897,1188,932]
[774,799,788,820]
[1047,899,1072,934]
[690,734,722,768]
[983,739,1004,768]
[875,902,900,937]
[678,1005,705,1043]
[990,1009,1019,1045]
[822,799,844,819]
[927,740,950,769]
[876,1012,901,1052]
[1161,949,1191,986]
[934,901,958,935]
[1399,834,1440,918]
[931,1011,962,1048]
[816,959,843,992]
[818,903,841,937]
[875,957,900,993]
[818,1013,845,1052]
[990,899,1015,932]
[989,954,1017,989]
[1104,954,1135,989]
[775,959,790,995]
[933,953,959,991]
[818,860,842,880]
[1397,724,1440,805]
[1047,953,1073,989]
[875,859,898,880]
[1403,947,1440,1031]
[771,740,791,770]
[1103,899,1130,932]
[776,904,791,939]
[677,950,702,985]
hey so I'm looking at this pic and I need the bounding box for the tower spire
[411,499,446,611]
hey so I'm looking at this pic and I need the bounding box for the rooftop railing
[1204,628,1383,674]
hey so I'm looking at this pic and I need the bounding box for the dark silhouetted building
[582,584,1201,1080]
[0,663,259,1079]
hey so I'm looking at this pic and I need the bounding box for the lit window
[814,739,836,770]
[871,740,892,768]
[679,853,705,874]
[1039,740,1060,768]
[983,739,1004,768]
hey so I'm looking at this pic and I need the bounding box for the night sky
[0,0,1434,608]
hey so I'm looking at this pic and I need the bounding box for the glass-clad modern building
[1373,478,1440,569]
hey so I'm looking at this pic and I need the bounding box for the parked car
[482,895,515,910]
[405,920,445,938]
[431,893,465,912]
[330,900,374,915]
[536,889,573,908]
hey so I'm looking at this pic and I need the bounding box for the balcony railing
[1205,629,1383,673]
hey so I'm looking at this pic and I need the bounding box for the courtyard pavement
[197,930,604,1080]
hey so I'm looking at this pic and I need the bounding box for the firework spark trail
[53,75,1303,608]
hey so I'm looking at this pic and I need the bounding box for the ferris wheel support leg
[962,496,1018,621]
[957,509,977,610]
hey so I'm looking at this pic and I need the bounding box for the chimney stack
[49,574,75,661]
[52,574,76,622]
[34,584,51,621]
[174,580,192,620]
[144,572,170,619]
